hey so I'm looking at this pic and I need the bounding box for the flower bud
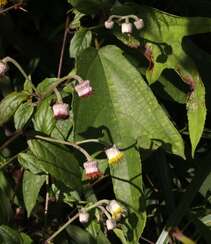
[106,219,116,230]
[121,22,133,34]
[52,103,69,119]
[107,200,125,220]
[105,145,123,165]
[134,18,144,30]
[104,20,114,29]
[75,80,92,97]
[83,160,102,179]
[0,61,8,77]
[79,209,89,223]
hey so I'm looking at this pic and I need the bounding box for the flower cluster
[78,200,126,231]
[104,15,144,34]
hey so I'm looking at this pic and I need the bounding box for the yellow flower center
[108,152,124,165]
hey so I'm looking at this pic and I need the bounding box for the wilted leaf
[22,171,46,217]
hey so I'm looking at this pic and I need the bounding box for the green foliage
[0,0,211,243]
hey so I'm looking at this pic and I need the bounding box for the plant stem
[43,74,83,98]
[97,205,111,219]
[0,129,23,152]
[34,135,92,161]
[0,3,21,14]
[76,139,101,145]
[0,153,19,170]
[2,57,29,81]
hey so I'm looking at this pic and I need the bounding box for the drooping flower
[79,209,90,224]
[105,145,124,165]
[75,80,92,97]
[52,103,69,119]
[107,200,125,221]
[0,61,8,77]
[106,219,116,230]
[121,22,133,34]
[104,20,114,29]
[83,160,102,179]
[134,18,144,30]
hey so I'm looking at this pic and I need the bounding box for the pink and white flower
[83,160,102,179]
[75,80,92,97]
[52,103,69,119]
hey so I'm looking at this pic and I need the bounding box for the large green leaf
[22,171,46,217]
[112,4,209,156]
[73,46,185,242]
[70,28,92,58]
[0,91,28,126]
[27,139,82,189]
[14,102,34,129]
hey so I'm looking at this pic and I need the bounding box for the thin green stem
[97,205,111,219]
[53,88,63,103]
[76,139,101,145]
[35,135,92,161]
[0,153,19,170]
[43,74,83,98]
[2,57,30,81]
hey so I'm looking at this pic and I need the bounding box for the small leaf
[36,78,57,95]
[28,139,82,189]
[14,102,34,129]
[0,91,28,126]
[66,225,95,244]
[22,171,46,217]
[33,97,56,135]
[23,79,33,93]
[69,9,85,29]
[20,233,33,244]
[70,28,92,58]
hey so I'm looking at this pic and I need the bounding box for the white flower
[79,209,89,223]
[105,145,123,165]
[75,80,92,97]
[0,61,8,77]
[134,18,144,30]
[83,160,102,179]
[52,103,69,119]
[104,20,114,29]
[107,200,125,220]
[121,22,133,34]
[106,219,116,230]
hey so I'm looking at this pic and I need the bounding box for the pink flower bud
[104,20,114,29]
[0,61,8,77]
[134,18,144,30]
[75,80,92,97]
[105,145,123,165]
[121,22,133,34]
[52,103,69,119]
[106,219,116,230]
[79,209,89,223]
[83,160,102,179]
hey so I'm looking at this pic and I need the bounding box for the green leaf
[0,172,13,225]
[33,97,56,135]
[20,233,33,244]
[70,28,92,58]
[23,79,33,93]
[74,46,184,156]
[69,9,85,29]
[74,45,184,242]
[68,0,114,14]
[0,91,28,126]
[14,102,34,129]
[112,4,208,156]
[66,225,95,244]
[0,225,23,244]
[36,78,57,95]
[18,152,44,174]
[22,171,46,217]
[28,139,82,189]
